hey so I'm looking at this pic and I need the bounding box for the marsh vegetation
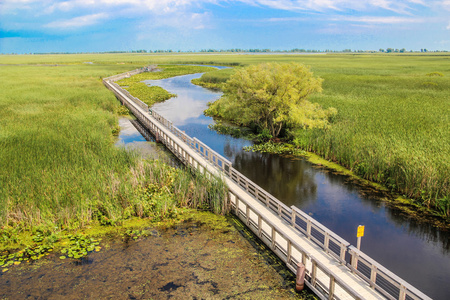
[0,61,228,259]
[193,55,450,218]
[0,53,448,280]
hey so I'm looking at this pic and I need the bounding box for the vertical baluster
[311,260,317,286]
[339,244,346,264]
[399,284,407,300]
[324,232,330,253]
[246,206,250,225]
[307,220,312,240]
[328,275,335,300]
[258,214,262,237]
[271,226,276,250]
[287,240,292,264]
[370,265,377,288]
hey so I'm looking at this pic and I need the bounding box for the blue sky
[1,0,449,53]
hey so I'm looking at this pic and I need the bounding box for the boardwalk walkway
[103,69,432,300]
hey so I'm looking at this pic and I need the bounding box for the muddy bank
[0,212,308,299]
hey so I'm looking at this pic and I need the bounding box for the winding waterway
[145,70,450,300]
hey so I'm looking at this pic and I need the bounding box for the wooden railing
[103,69,431,300]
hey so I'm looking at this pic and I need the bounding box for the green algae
[0,208,316,299]
[303,151,449,228]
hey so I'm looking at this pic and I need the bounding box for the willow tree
[205,62,336,138]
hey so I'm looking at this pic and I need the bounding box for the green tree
[205,63,336,138]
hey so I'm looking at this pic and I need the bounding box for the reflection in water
[148,74,223,126]
[233,151,318,208]
[146,71,450,299]
[115,118,179,166]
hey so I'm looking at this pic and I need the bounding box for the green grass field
[0,52,448,226]
[0,60,227,234]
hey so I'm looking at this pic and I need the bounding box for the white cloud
[333,16,425,24]
[44,13,108,29]
[443,0,450,10]
[447,22,450,29]
[235,0,433,13]
[0,0,436,15]
[45,0,215,14]
[0,0,444,33]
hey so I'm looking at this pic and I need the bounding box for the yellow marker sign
[357,225,365,237]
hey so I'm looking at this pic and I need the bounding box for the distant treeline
[3,48,449,55]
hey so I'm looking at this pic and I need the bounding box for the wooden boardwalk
[103,69,432,300]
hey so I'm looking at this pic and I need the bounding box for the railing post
[311,259,317,286]
[306,219,312,240]
[399,284,407,300]
[271,226,276,250]
[351,251,358,272]
[287,240,292,264]
[370,265,377,288]
[246,205,250,225]
[324,232,330,253]
[328,275,335,300]
[339,244,346,264]
[257,214,262,237]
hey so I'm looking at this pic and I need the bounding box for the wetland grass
[191,54,450,217]
[0,61,228,241]
[1,52,448,232]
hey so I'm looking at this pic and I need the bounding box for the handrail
[348,246,431,300]
[291,206,350,264]
[103,69,431,300]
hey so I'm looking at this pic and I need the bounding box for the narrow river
[146,70,450,299]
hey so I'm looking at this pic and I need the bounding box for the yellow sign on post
[357,225,365,237]
[356,225,364,250]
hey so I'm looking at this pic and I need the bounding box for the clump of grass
[192,68,235,90]
[422,81,438,87]
[124,83,176,106]
[116,105,130,116]
[244,142,306,156]
[426,72,444,77]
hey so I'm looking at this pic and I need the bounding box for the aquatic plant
[59,234,101,260]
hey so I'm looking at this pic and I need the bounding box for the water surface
[145,72,450,300]
[0,217,301,299]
